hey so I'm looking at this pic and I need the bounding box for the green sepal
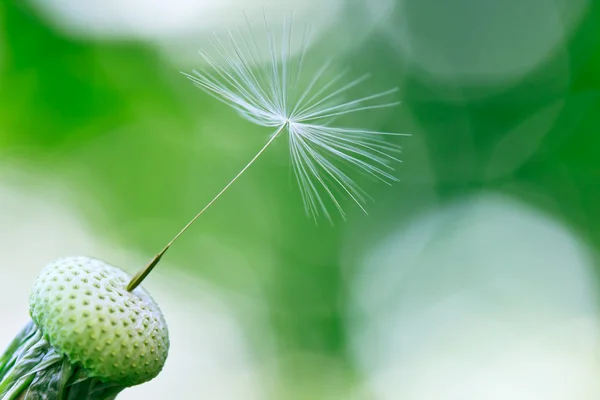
[0,321,126,400]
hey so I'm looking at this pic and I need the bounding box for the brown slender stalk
[127,124,286,291]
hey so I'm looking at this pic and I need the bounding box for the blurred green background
[1,0,600,399]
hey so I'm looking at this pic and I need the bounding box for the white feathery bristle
[184,13,408,221]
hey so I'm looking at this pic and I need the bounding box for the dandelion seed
[126,14,407,291]
[187,14,405,218]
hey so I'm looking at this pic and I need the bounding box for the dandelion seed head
[185,13,408,221]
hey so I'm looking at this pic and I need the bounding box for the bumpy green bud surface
[29,256,169,387]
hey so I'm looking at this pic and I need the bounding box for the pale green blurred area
[1,0,600,399]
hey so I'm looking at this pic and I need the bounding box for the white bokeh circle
[383,0,588,85]
[28,0,344,42]
[347,193,600,400]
